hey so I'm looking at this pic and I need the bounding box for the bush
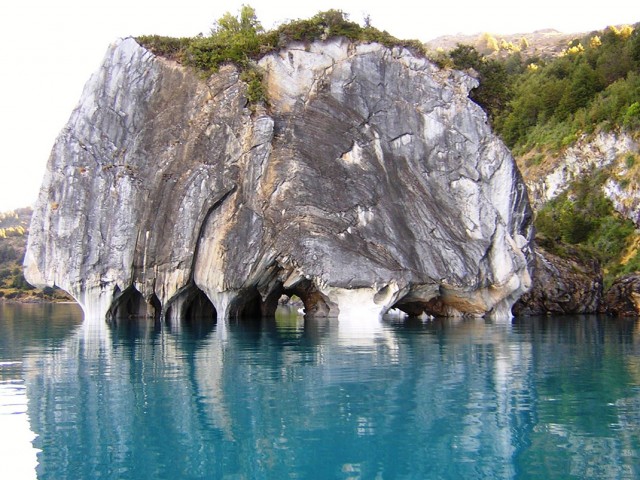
[623,101,640,128]
[134,35,191,61]
[609,250,640,279]
[11,273,34,290]
[136,7,432,107]
[448,45,512,122]
[42,286,56,297]
[625,154,636,168]
[0,267,10,281]
[239,67,267,107]
[0,244,18,263]
[184,5,263,73]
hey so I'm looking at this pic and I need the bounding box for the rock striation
[521,131,638,218]
[25,37,533,323]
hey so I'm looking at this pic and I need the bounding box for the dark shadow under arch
[107,286,149,323]
[184,289,217,322]
[227,287,263,321]
[165,284,217,324]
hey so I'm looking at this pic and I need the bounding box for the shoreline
[0,297,77,305]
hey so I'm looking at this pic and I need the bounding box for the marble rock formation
[25,37,533,322]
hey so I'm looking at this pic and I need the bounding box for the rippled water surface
[1,303,640,479]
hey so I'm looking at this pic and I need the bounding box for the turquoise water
[1,304,639,479]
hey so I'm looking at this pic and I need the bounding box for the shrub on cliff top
[133,35,191,61]
[186,5,263,73]
[137,6,426,74]
[447,44,512,123]
[137,6,427,108]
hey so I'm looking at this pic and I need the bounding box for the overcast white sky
[0,0,636,212]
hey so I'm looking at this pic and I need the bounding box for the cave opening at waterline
[275,293,305,317]
[184,290,217,322]
[165,284,217,325]
[258,279,334,319]
[106,286,154,323]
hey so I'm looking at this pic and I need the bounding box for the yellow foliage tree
[565,43,584,55]
[500,39,520,53]
[609,25,634,39]
[619,25,634,39]
[481,33,499,52]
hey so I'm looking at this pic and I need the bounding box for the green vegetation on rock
[438,24,640,155]
[138,7,427,70]
[441,44,511,123]
[535,170,640,286]
[137,6,427,107]
[440,24,640,284]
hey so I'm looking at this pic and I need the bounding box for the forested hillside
[441,24,640,147]
[498,25,639,152]
[442,23,640,286]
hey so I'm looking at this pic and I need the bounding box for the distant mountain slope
[426,29,579,59]
[0,208,71,302]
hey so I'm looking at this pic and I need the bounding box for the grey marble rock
[25,37,534,322]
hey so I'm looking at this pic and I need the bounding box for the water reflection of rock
[513,315,640,479]
[0,382,39,480]
[17,310,640,479]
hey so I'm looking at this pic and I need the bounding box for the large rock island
[25,37,533,322]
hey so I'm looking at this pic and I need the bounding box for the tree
[558,63,602,117]
[187,5,263,72]
[212,5,262,36]
[480,33,499,53]
[448,45,512,123]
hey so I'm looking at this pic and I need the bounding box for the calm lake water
[1,303,639,479]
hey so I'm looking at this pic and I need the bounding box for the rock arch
[165,283,217,324]
[259,278,335,318]
[106,286,150,323]
[226,287,263,320]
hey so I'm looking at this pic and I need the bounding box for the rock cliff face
[25,37,533,322]
[521,131,638,219]
[512,246,602,316]
[603,274,640,317]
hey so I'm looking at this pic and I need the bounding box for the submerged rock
[25,37,533,322]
